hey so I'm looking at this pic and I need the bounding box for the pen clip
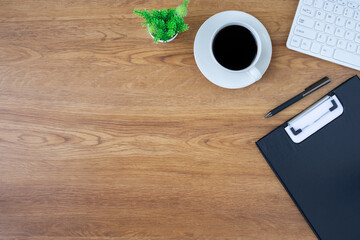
[303,76,330,97]
[304,76,330,92]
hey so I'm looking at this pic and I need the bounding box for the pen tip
[264,112,272,118]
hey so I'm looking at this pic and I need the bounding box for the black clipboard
[256,75,360,240]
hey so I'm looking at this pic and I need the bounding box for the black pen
[264,76,331,118]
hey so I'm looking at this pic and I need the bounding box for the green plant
[134,0,189,43]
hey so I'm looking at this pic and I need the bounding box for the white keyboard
[287,0,360,71]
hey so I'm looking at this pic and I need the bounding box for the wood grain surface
[0,0,357,239]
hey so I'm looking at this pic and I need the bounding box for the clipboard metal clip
[285,95,344,143]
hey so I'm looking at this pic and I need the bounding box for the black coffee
[212,25,258,71]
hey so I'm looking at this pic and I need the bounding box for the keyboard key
[304,0,314,5]
[334,49,360,67]
[337,39,347,49]
[356,23,360,32]
[321,45,334,57]
[294,26,317,39]
[325,13,336,23]
[355,34,360,43]
[316,10,326,19]
[301,6,316,17]
[317,32,327,42]
[335,16,346,26]
[291,36,301,47]
[335,27,346,37]
[344,8,354,17]
[324,2,334,11]
[314,0,324,8]
[315,21,326,31]
[334,5,344,14]
[325,24,335,34]
[345,31,355,40]
[346,19,356,29]
[338,0,347,6]
[301,39,312,50]
[311,42,322,53]
[346,42,357,52]
[298,15,315,28]
[327,36,337,46]
[354,12,360,21]
[348,2,357,9]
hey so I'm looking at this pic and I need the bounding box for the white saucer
[194,11,272,89]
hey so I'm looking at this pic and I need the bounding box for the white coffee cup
[194,11,272,89]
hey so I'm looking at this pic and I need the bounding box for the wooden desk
[0,0,356,239]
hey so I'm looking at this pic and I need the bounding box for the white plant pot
[148,27,178,43]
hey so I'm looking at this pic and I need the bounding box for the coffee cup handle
[248,67,262,82]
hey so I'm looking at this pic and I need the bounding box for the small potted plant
[134,0,189,43]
